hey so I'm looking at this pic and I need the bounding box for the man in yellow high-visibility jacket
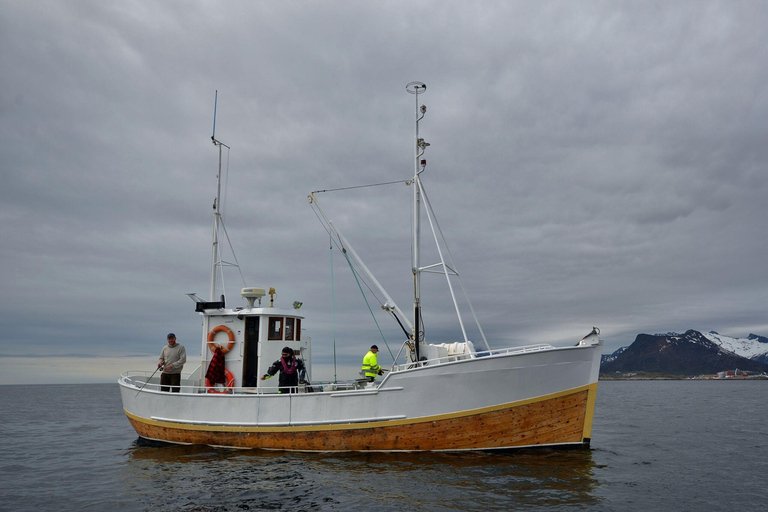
[362,345,382,382]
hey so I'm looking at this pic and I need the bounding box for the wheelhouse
[197,287,310,392]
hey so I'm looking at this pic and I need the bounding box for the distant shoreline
[600,372,768,381]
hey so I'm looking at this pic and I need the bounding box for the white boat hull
[119,341,601,451]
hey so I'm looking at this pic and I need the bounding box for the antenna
[212,90,218,142]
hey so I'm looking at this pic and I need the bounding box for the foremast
[204,90,244,307]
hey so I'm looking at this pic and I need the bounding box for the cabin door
[243,317,260,387]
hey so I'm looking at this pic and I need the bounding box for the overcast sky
[2,1,767,385]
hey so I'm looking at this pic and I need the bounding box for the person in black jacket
[260,346,306,393]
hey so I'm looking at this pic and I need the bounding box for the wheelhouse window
[268,317,283,340]
[267,317,300,341]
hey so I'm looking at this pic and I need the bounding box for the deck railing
[120,370,370,395]
[390,343,555,372]
[121,343,557,396]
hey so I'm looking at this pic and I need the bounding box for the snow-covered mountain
[601,346,627,364]
[703,331,768,362]
[600,329,768,375]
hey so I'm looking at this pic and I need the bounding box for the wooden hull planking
[125,384,596,451]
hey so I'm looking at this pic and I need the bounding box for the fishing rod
[134,364,163,397]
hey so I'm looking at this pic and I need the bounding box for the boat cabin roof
[196,307,304,319]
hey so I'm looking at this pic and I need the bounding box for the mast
[407,82,427,361]
[210,91,230,301]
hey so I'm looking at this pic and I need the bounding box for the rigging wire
[312,202,396,354]
[311,178,409,195]
[309,180,414,363]
[309,203,388,309]
[419,179,490,351]
[217,216,248,289]
[221,145,231,219]
[341,248,395,360]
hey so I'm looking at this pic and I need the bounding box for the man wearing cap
[362,345,383,382]
[158,333,186,392]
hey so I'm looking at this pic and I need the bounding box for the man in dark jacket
[260,346,306,393]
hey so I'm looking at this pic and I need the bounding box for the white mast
[406,81,427,360]
[405,82,491,352]
[210,90,230,302]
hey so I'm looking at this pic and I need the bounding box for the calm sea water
[0,380,765,511]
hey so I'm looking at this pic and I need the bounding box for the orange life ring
[206,368,235,394]
[207,324,236,354]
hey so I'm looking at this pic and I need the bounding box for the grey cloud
[2,1,768,382]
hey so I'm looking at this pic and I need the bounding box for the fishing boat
[118,83,602,451]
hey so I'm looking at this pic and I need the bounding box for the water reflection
[124,441,601,511]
